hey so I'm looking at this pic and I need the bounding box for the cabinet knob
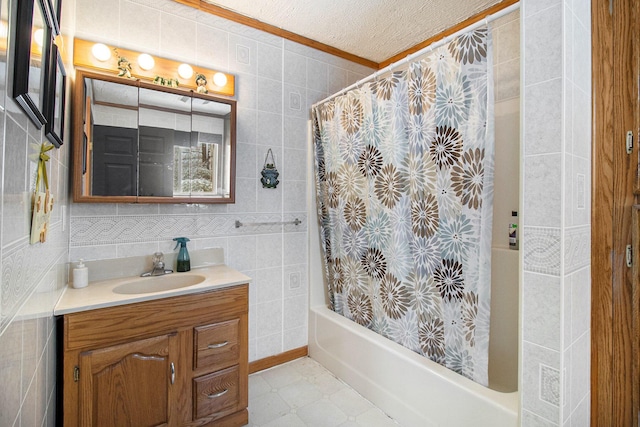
[170,362,175,385]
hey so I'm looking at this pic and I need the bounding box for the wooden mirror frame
[72,69,236,204]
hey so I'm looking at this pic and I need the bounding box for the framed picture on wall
[12,0,55,128]
[44,42,65,147]
[45,0,61,35]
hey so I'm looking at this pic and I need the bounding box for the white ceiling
[202,0,503,63]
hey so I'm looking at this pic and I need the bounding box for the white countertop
[54,265,252,315]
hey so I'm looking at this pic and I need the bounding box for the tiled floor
[247,357,400,427]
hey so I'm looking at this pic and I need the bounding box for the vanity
[55,265,250,426]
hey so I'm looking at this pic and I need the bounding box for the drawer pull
[207,341,229,349]
[207,389,228,399]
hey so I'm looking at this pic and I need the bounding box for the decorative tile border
[539,363,560,407]
[1,224,66,334]
[564,225,590,274]
[70,213,308,246]
[523,226,561,275]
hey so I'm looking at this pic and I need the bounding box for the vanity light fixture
[91,43,111,62]
[0,21,9,38]
[74,38,235,97]
[138,53,155,71]
[213,72,227,87]
[178,63,194,79]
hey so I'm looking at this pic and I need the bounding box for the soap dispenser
[73,259,89,289]
[173,237,191,272]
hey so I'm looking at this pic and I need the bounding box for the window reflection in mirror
[74,70,236,203]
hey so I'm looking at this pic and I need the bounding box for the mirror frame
[73,69,236,204]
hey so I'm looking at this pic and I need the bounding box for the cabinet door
[78,333,178,427]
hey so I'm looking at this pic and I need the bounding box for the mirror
[73,69,236,203]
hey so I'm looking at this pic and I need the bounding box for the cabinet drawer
[193,365,239,420]
[194,319,239,370]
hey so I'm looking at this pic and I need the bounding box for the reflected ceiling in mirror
[73,69,236,204]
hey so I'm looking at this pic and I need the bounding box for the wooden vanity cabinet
[60,284,249,427]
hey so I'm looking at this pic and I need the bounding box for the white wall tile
[257,111,283,146]
[570,267,590,342]
[257,77,283,113]
[523,79,563,155]
[524,4,563,85]
[255,267,283,304]
[524,154,562,227]
[523,273,561,350]
[284,51,307,88]
[227,235,257,272]
[237,107,258,143]
[121,2,160,52]
[256,234,283,269]
[196,24,230,70]
[522,341,560,423]
[569,331,589,412]
[258,42,283,81]
[160,13,196,62]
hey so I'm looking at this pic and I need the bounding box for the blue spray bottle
[173,237,191,272]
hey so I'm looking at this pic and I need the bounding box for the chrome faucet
[141,252,173,277]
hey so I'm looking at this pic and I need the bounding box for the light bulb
[213,72,227,87]
[138,53,155,71]
[91,43,111,62]
[178,63,193,79]
[33,28,44,47]
[0,21,8,39]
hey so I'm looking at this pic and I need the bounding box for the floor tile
[248,357,399,427]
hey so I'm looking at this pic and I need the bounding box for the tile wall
[68,0,374,364]
[521,0,591,425]
[0,0,73,423]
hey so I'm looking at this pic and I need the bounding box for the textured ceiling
[202,0,503,63]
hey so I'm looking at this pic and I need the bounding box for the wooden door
[591,0,639,424]
[138,126,190,197]
[78,333,178,427]
[92,125,138,196]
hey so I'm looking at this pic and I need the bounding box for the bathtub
[306,119,519,426]
[308,304,519,426]
[307,206,520,426]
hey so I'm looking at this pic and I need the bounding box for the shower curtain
[312,27,494,385]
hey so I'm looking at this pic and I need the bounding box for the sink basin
[112,274,206,295]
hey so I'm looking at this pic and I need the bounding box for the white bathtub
[308,305,519,426]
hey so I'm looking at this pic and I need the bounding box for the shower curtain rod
[312,2,520,108]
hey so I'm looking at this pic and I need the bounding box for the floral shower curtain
[312,27,494,385]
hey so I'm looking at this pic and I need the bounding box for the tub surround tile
[523,227,561,275]
[522,341,560,423]
[523,79,563,156]
[569,331,590,412]
[523,273,561,350]
[523,155,562,227]
[564,226,590,274]
[524,6,563,80]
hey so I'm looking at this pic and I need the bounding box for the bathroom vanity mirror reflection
[73,69,236,203]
